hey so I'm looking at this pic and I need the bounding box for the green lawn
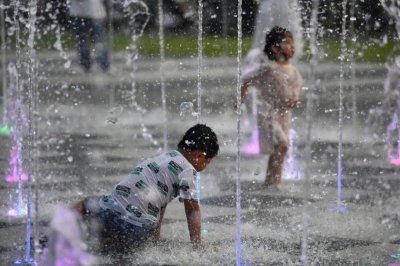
[18,33,400,63]
[308,38,399,63]
[116,35,253,57]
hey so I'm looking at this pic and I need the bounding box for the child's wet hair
[178,124,219,159]
[263,26,293,60]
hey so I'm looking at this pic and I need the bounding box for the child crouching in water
[241,26,302,190]
[73,124,219,250]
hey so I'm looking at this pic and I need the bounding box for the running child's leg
[266,141,288,185]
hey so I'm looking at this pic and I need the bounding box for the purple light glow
[40,206,97,266]
[241,127,260,155]
[3,61,29,220]
[328,205,348,213]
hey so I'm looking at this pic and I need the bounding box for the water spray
[282,129,301,180]
[158,0,168,152]
[121,0,158,150]
[301,0,320,263]
[328,0,348,214]
[236,0,243,264]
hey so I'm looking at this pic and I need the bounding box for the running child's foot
[276,183,291,193]
[263,182,279,192]
[263,182,291,193]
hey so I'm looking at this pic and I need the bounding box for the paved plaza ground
[0,52,400,265]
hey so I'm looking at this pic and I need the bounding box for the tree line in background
[2,0,397,39]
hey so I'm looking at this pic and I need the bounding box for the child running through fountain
[73,124,219,251]
[240,26,302,191]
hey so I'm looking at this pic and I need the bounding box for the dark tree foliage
[300,0,396,38]
[3,0,396,39]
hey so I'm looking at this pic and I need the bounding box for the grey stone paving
[0,52,400,265]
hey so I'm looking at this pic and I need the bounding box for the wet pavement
[0,52,399,265]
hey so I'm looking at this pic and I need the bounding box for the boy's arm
[183,199,202,247]
[154,207,166,240]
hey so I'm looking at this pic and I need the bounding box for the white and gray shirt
[100,150,198,228]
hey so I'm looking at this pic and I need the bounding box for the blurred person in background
[69,0,110,73]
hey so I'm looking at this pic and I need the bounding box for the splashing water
[179,102,199,119]
[158,0,168,151]
[366,57,400,137]
[197,0,203,123]
[5,62,29,219]
[387,112,400,165]
[118,0,160,149]
[179,102,194,117]
[54,26,71,69]
[241,87,260,155]
[380,0,400,33]
[383,57,400,165]
[236,0,243,264]
[328,0,348,215]
[349,0,358,126]
[380,0,400,165]
[241,127,259,155]
[301,0,320,263]
[0,0,7,110]
[282,129,301,180]
[106,105,124,124]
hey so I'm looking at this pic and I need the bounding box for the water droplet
[252,167,261,176]
[355,193,360,200]
[64,60,71,69]
[180,102,194,116]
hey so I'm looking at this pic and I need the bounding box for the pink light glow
[7,207,26,217]
[5,175,15,183]
[7,209,17,216]
[20,173,28,181]
[390,158,400,166]
[241,127,260,155]
[5,173,28,183]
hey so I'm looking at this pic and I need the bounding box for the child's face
[275,35,295,62]
[193,152,212,172]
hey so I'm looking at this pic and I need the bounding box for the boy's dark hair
[178,124,219,159]
[263,26,293,60]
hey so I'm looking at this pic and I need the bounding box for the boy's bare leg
[265,142,288,185]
